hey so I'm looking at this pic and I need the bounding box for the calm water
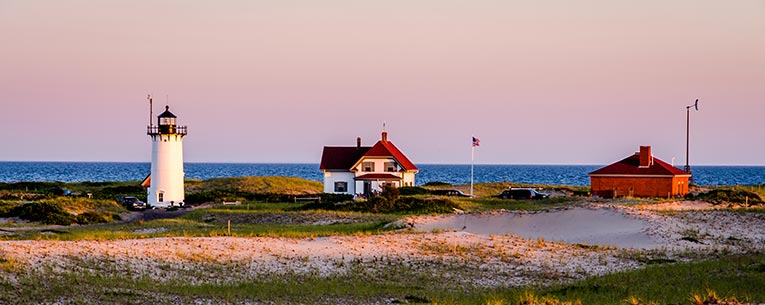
[0,162,763,186]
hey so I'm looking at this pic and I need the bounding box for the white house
[320,131,418,195]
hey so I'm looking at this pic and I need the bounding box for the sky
[1,0,763,165]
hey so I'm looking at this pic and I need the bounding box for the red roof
[360,140,418,171]
[140,174,151,188]
[319,146,371,170]
[589,153,690,176]
[354,173,402,180]
[320,134,418,172]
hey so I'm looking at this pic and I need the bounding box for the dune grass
[423,182,590,199]
[185,176,323,194]
[1,202,399,241]
[454,196,585,212]
[1,253,762,304]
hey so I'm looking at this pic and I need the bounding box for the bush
[686,189,763,205]
[75,211,113,224]
[0,182,62,192]
[399,186,430,196]
[97,185,146,199]
[9,201,75,225]
[185,190,352,204]
[301,187,459,215]
[422,181,452,187]
[0,201,15,216]
[185,190,245,204]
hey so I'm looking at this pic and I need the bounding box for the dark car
[492,188,549,199]
[430,189,471,197]
[116,196,147,210]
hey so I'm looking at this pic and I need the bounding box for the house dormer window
[385,162,397,172]
[362,162,375,172]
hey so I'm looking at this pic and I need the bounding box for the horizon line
[1,160,764,167]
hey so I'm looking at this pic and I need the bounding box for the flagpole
[471,138,475,198]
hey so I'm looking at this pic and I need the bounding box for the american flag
[472,136,480,147]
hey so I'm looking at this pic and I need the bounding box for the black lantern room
[148,105,187,136]
[158,106,177,134]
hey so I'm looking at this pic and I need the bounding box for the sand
[412,207,662,248]
[1,201,764,290]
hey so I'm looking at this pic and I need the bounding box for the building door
[363,181,372,196]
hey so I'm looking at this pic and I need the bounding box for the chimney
[639,146,652,168]
[356,137,361,149]
[381,131,388,142]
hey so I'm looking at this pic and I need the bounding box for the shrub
[98,185,146,199]
[9,201,75,225]
[301,192,458,215]
[399,186,430,196]
[380,185,400,203]
[422,181,452,187]
[0,182,62,192]
[185,190,244,204]
[75,211,112,225]
[185,190,352,204]
[686,189,763,205]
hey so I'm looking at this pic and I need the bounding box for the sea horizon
[3,160,765,167]
[1,161,763,187]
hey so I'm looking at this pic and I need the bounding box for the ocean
[0,162,763,187]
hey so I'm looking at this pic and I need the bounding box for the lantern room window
[160,117,175,126]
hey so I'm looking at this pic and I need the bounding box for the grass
[1,254,762,304]
[454,196,584,212]
[1,201,400,241]
[423,182,590,199]
[543,254,765,304]
[185,176,323,195]
[3,179,765,303]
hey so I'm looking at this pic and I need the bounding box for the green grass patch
[687,187,763,206]
[541,254,765,304]
[454,196,583,212]
[185,176,322,195]
[2,203,400,241]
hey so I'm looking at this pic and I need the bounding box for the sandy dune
[412,207,662,248]
[1,201,764,289]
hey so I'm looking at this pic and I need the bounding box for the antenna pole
[471,144,475,198]
[684,98,698,182]
[685,105,690,174]
[148,94,153,127]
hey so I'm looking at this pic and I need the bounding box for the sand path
[412,207,662,248]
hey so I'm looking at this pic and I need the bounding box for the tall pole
[685,98,698,182]
[148,94,153,127]
[685,105,690,174]
[471,144,475,198]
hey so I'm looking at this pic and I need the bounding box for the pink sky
[1,1,764,165]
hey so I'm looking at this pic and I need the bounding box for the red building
[589,146,691,198]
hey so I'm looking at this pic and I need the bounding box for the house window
[158,192,164,202]
[385,162,397,172]
[382,182,398,188]
[334,182,348,193]
[362,162,375,172]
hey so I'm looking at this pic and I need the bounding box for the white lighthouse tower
[147,103,187,208]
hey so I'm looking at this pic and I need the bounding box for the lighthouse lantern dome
[158,105,177,134]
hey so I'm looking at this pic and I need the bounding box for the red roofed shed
[589,146,691,198]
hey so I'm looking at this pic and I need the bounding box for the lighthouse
[146,103,187,208]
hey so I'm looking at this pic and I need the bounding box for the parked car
[430,189,471,197]
[492,188,549,200]
[116,196,147,210]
